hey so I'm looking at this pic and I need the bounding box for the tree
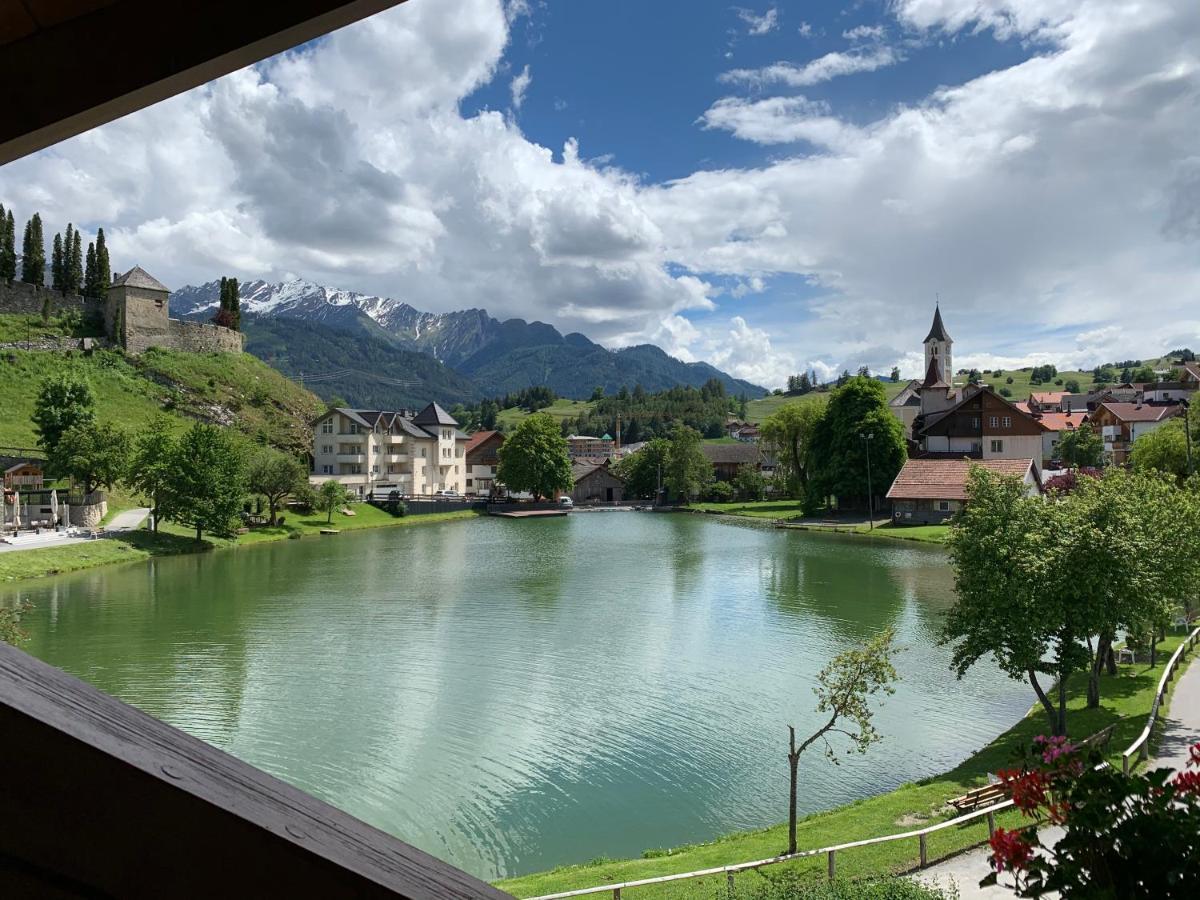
[890,366,900,383]
[21,213,45,285]
[50,232,65,293]
[808,377,906,510]
[84,242,98,299]
[785,629,898,854]
[318,479,352,524]
[733,463,767,501]
[1120,367,1133,384]
[968,368,983,385]
[247,450,307,525]
[943,469,1084,736]
[1064,378,1081,394]
[49,422,129,495]
[590,385,605,402]
[128,416,176,531]
[0,207,16,283]
[67,226,83,296]
[760,398,827,499]
[497,412,573,500]
[613,438,669,500]
[663,423,712,503]
[33,372,96,457]
[1131,419,1189,481]
[857,365,871,378]
[162,423,247,541]
[1131,365,1156,383]
[94,228,111,292]
[1057,423,1104,468]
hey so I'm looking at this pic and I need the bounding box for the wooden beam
[0,642,510,898]
[0,0,408,165]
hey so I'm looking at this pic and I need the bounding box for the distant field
[496,398,594,429]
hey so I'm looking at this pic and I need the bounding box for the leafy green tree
[890,366,900,382]
[128,415,176,532]
[21,213,44,285]
[785,628,897,854]
[247,449,307,525]
[590,385,605,402]
[33,372,96,457]
[163,423,248,541]
[663,423,712,503]
[808,377,906,509]
[497,412,573,500]
[612,437,669,500]
[0,207,16,283]
[759,398,827,499]
[1058,422,1104,468]
[1131,420,1189,481]
[318,479,352,524]
[706,479,735,502]
[732,463,767,501]
[1064,378,1081,394]
[50,422,130,495]
[94,227,111,291]
[84,241,97,298]
[1131,365,1156,383]
[50,232,64,293]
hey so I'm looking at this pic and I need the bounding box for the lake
[3,512,1032,880]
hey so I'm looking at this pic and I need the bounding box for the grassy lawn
[497,635,1188,898]
[497,399,595,430]
[690,500,809,520]
[0,507,483,584]
[687,504,950,544]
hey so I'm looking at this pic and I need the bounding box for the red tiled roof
[464,430,501,453]
[1181,361,1200,381]
[1095,403,1182,423]
[1036,412,1085,432]
[1029,391,1065,404]
[886,458,1037,501]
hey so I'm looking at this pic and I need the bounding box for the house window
[989,416,999,428]
[371,465,379,474]
[991,439,1004,453]
[321,421,334,434]
[937,501,950,512]
[321,444,332,454]
[321,465,333,474]
[1002,417,1011,428]
[971,417,980,429]
[421,448,427,458]
[466,479,473,487]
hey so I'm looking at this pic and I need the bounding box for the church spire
[924,304,951,343]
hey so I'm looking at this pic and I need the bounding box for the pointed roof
[922,356,949,390]
[112,265,169,293]
[412,402,458,427]
[923,305,951,343]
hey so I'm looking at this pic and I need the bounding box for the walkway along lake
[3,512,1033,880]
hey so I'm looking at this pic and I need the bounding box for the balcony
[336,453,365,463]
[386,453,409,463]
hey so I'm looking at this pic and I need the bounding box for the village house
[464,430,503,497]
[1087,401,1183,465]
[886,458,1041,525]
[701,442,764,481]
[566,434,615,460]
[1181,361,1200,388]
[731,424,760,443]
[3,462,43,491]
[1030,410,1086,466]
[571,462,625,504]
[916,385,1048,474]
[310,403,469,498]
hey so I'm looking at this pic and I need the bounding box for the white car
[559,496,574,508]
[436,490,462,498]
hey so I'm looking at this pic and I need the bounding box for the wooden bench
[948,782,1009,813]
[1076,723,1117,754]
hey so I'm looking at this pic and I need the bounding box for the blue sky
[1,0,1198,388]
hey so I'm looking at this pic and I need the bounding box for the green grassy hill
[495,398,595,430]
[0,313,323,455]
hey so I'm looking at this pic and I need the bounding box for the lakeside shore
[0,506,483,585]
[497,633,1188,897]
[686,502,949,544]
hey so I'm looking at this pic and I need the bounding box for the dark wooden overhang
[0,642,510,898]
[0,0,408,165]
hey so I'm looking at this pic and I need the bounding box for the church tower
[923,305,953,384]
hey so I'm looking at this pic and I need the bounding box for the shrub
[999,387,1012,397]
[706,480,735,502]
[727,872,955,899]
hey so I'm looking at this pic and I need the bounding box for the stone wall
[0,280,104,324]
[69,499,107,529]
[167,319,244,353]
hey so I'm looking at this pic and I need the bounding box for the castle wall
[0,280,104,324]
[167,319,244,353]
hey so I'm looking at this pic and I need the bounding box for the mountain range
[170,279,767,407]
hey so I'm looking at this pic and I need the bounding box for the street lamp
[860,432,875,530]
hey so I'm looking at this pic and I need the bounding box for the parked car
[435,489,462,498]
[559,496,574,508]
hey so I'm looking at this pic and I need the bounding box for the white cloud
[720,45,899,87]
[700,96,861,149]
[797,21,813,38]
[700,316,796,387]
[843,24,886,42]
[730,276,766,297]
[735,7,779,36]
[510,64,532,109]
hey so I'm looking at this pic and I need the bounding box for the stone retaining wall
[0,280,104,323]
[69,500,107,528]
[167,319,244,353]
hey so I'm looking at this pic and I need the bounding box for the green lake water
[4,512,1032,880]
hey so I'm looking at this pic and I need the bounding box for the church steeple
[922,304,953,384]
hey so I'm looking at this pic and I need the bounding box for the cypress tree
[228,277,240,330]
[84,242,98,298]
[21,213,45,285]
[94,228,111,291]
[68,226,83,295]
[51,232,65,293]
[2,209,18,283]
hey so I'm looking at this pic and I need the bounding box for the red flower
[989,828,1034,872]
[998,768,1050,816]
[1173,770,1200,797]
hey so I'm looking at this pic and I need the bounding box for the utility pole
[861,432,875,530]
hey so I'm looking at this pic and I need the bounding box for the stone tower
[923,305,952,384]
[106,265,170,354]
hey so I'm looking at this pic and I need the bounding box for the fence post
[919,833,928,868]
[727,870,735,894]
[827,849,836,881]
[1123,753,1130,776]
[613,889,620,900]
[986,810,996,838]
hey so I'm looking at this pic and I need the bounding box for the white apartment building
[310,403,469,497]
